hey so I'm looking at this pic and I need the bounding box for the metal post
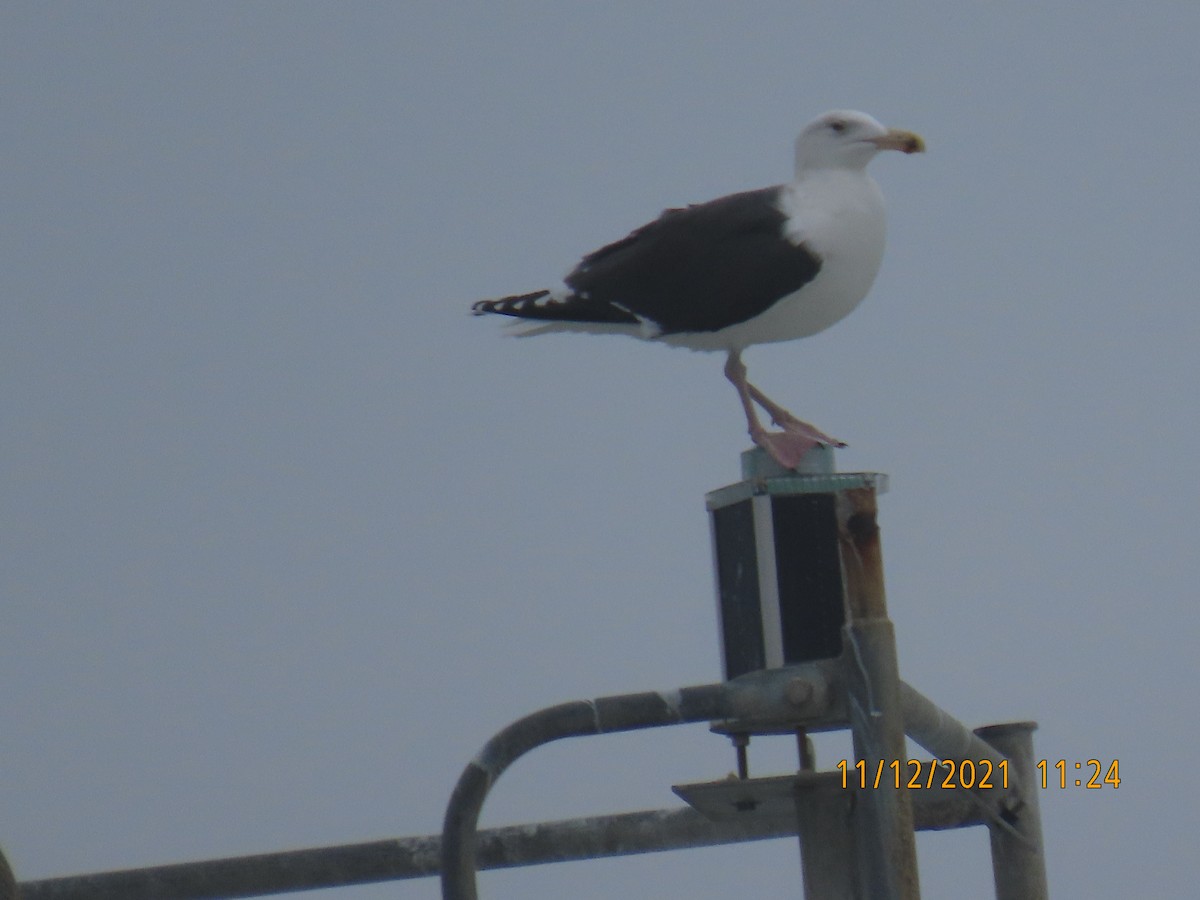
[977,722,1048,900]
[795,778,856,898]
[0,845,15,900]
[837,486,921,899]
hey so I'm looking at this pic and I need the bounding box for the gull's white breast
[665,169,887,353]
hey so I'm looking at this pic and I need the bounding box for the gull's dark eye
[829,119,848,134]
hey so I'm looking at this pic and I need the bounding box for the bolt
[785,677,815,707]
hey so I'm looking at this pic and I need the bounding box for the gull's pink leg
[745,382,846,448]
[724,351,839,469]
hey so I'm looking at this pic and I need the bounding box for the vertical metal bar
[838,487,891,620]
[752,494,785,667]
[838,486,921,900]
[0,845,16,900]
[732,733,750,780]
[976,722,1048,900]
[795,779,857,899]
[796,727,814,771]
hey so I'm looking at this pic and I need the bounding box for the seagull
[471,110,924,468]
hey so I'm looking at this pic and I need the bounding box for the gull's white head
[794,110,925,174]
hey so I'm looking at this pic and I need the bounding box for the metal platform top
[705,447,888,510]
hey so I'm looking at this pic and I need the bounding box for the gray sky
[3,3,1197,897]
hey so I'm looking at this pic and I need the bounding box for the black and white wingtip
[471,287,645,340]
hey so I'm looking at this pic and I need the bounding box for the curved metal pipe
[439,673,1026,900]
[440,673,812,900]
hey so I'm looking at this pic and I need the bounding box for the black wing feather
[565,186,822,335]
[472,186,822,335]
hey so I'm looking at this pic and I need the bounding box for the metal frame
[16,453,1048,899]
[19,682,1042,900]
